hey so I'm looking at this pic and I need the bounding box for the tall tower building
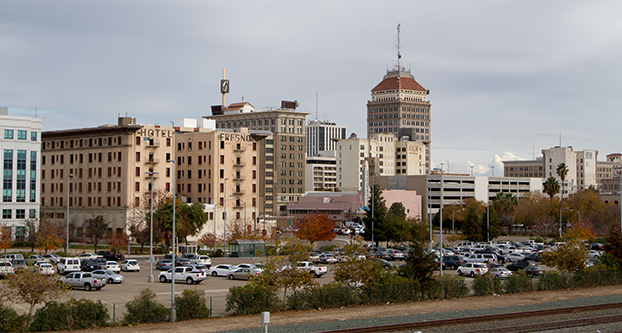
[366,25,432,172]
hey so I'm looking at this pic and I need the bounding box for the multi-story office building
[0,107,41,240]
[174,127,269,236]
[503,158,544,178]
[305,153,337,192]
[366,67,431,172]
[335,133,426,205]
[305,119,346,157]
[204,102,309,216]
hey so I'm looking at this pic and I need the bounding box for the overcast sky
[2,1,621,176]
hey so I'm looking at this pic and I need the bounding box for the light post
[146,171,159,283]
[562,207,581,230]
[615,173,622,232]
[438,164,444,281]
[486,184,491,243]
[491,165,495,177]
[428,183,432,249]
[371,183,377,246]
[166,159,176,322]
[224,178,229,256]
[66,174,73,255]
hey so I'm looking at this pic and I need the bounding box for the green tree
[461,199,485,241]
[85,215,108,251]
[388,202,406,219]
[398,218,435,284]
[493,192,518,234]
[154,198,183,247]
[179,201,208,244]
[363,183,388,246]
[556,163,569,201]
[543,177,560,216]
[0,267,71,320]
[541,239,588,271]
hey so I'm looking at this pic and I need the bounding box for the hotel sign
[139,128,174,138]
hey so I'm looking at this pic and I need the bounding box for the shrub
[175,289,211,321]
[124,289,170,324]
[537,271,570,291]
[571,268,622,288]
[30,298,109,331]
[287,283,361,310]
[211,249,224,257]
[264,246,278,256]
[226,284,282,315]
[319,245,337,252]
[504,270,534,294]
[434,275,469,299]
[0,303,27,332]
[472,273,502,296]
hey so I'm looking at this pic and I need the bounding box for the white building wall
[0,109,41,240]
[543,146,577,196]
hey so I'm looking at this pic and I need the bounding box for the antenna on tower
[315,92,319,120]
[397,23,402,70]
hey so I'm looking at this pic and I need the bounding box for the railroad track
[317,302,622,333]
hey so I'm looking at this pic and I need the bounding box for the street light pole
[166,160,176,322]
[66,174,73,255]
[146,171,159,283]
[487,185,490,243]
[224,178,229,256]
[439,164,444,281]
[371,183,376,246]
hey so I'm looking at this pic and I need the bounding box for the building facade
[366,68,431,172]
[503,159,544,178]
[174,127,269,237]
[305,153,337,192]
[0,107,41,240]
[305,119,346,157]
[204,102,309,216]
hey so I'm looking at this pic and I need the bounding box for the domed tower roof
[371,71,427,93]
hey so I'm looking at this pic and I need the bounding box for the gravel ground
[64,285,622,333]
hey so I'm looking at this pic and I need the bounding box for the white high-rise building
[305,119,346,157]
[0,107,41,241]
[542,146,598,196]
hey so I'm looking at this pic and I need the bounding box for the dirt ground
[67,285,622,333]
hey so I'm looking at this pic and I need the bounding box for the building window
[2,209,10,219]
[4,130,13,139]
[31,132,37,141]
[17,130,27,140]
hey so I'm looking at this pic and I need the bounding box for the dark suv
[442,255,465,270]
[81,259,103,272]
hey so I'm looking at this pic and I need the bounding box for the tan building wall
[175,128,268,238]
[40,118,177,233]
[503,159,544,178]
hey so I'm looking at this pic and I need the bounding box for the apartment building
[503,159,544,178]
[305,153,337,192]
[204,102,309,216]
[0,107,41,240]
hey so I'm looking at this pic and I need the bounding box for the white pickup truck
[0,260,15,277]
[158,266,206,284]
[296,261,327,278]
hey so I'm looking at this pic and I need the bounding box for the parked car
[156,259,173,270]
[319,254,338,264]
[77,253,102,260]
[506,260,531,272]
[57,257,81,275]
[158,266,206,284]
[522,253,541,262]
[584,258,601,268]
[465,253,497,265]
[193,255,212,267]
[588,250,602,259]
[185,264,209,274]
[385,249,404,260]
[105,261,121,273]
[81,259,103,272]
[442,255,466,270]
[36,263,55,275]
[209,264,238,277]
[25,255,48,265]
[524,266,546,276]
[227,268,261,280]
[12,259,27,271]
[120,259,140,272]
[42,254,61,264]
[0,254,24,262]
[490,267,513,279]
[91,270,125,284]
[457,263,489,277]
[0,260,15,277]
[505,253,526,262]
[308,252,320,263]
[95,250,123,262]
[59,272,106,291]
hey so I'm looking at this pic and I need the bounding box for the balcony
[233,161,246,167]
[233,176,245,182]
[144,158,160,164]
[232,190,245,196]
[232,205,244,209]
[233,146,246,152]
[144,139,160,148]
[144,173,160,179]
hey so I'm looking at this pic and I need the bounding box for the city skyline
[2,1,620,175]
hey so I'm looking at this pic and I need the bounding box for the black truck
[95,250,123,262]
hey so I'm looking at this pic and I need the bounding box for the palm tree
[543,177,560,216]
[556,163,569,200]
[493,192,518,234]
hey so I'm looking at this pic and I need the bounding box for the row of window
[2,209,37,220]
[3,129,37,141]
[44,167,122,180]
[3,150,36,203]
[43,151,123,165]
[43,136,123,150]
[369,107,429,113]
[42,196,122,207]
[42,181,122,194]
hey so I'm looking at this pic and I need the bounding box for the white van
[57,257,81,275]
